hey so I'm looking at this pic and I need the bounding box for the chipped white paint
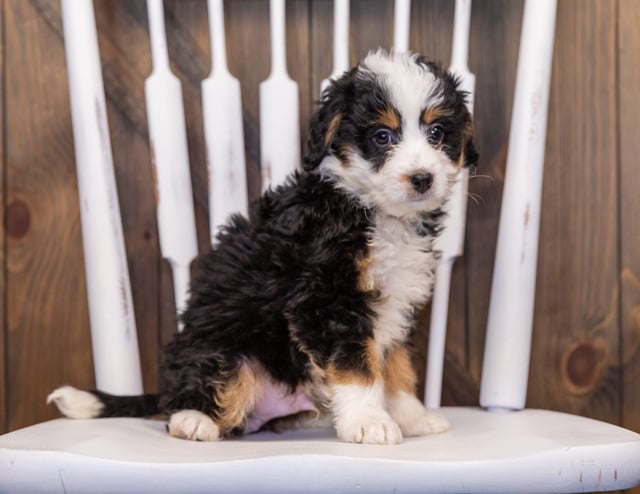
[145,0,199,328]
[426,0,475,409]
[480,0,557,410]
[260,0,301,190]
[61,0,143,395]
[203,0,249,241]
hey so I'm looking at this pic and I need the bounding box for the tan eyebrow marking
[376,105,401,130]
[421,105,453,125]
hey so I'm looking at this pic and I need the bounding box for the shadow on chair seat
[2,407,639,493]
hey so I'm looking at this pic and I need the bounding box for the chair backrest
[60,0,556,411]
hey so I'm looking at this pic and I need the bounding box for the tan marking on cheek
[325,113,342,148]
[213,359,264,432]
[326,339,381,387]
[456,121,475,168]
[377,106,401,130]
[383,345,417,395]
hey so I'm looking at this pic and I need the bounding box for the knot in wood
[563,340,605,394]
[5,199,31,239]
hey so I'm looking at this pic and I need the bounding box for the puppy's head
[304,50,478,218]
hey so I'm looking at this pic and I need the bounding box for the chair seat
[1,407,639,493]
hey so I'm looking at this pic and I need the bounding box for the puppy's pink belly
[246,380,315,433]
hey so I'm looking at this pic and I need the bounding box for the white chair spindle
[145,0,199,328]
[260,0,300,190]
[480,0,558,410]
[393,0,411,53]
[203,0,249,241]
[61,0,143,394]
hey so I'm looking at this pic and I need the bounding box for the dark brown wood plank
[5,0,93,430]
[529,0,621,423]
[0,0,6,434]
[619,0,640,436]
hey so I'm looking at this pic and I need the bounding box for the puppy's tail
[47,385,161,419]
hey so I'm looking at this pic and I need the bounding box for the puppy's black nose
[409,172,433,193]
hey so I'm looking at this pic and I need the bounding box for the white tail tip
[47,385,104,419]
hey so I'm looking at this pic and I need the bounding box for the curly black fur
[159,173,377,421]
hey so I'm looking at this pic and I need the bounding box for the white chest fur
[364,214,439,356]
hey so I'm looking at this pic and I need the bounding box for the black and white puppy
[49,50,477,445]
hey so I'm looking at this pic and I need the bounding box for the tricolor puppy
[49,50,477,445]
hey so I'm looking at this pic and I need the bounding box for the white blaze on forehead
[360,51,444,124]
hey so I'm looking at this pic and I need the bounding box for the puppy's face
[305,51,478,218]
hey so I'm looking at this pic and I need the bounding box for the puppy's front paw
[336,411,403,445]
[387,392,450,437]
[400,409,450,437]
[168,410,220,441]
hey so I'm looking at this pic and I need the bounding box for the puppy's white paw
[400,409,450,437]
[168,410,221,441]
[387,392,450,437]
[47,386,103,419]
[336,411,403,445]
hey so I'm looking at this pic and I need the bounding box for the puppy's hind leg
[165,357,263,441]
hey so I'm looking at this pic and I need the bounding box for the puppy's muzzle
[408,172,434,194]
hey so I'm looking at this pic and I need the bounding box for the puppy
[49,50,477,445]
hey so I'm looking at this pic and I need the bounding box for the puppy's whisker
[469,172,494,182]
[466,192,483,206]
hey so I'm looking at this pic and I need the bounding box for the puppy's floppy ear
[303,81,348,171]
[463,138,479,167]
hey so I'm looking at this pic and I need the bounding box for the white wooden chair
[1,1,640,493]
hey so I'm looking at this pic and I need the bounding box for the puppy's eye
[428,124,445,145]
[372,129,394,147]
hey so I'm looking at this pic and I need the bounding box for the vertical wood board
[0,0,6,434]
[530,0,621,423]
[5,0,93,430]
[618,0,640,436]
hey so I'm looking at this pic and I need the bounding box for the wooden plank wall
[619,0,640,435]
[1,0,639,454]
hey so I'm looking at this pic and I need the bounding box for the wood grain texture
[530,0,621,423]
[619,0,640,437]
[0,0,6,434]
[5,0,93,430]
